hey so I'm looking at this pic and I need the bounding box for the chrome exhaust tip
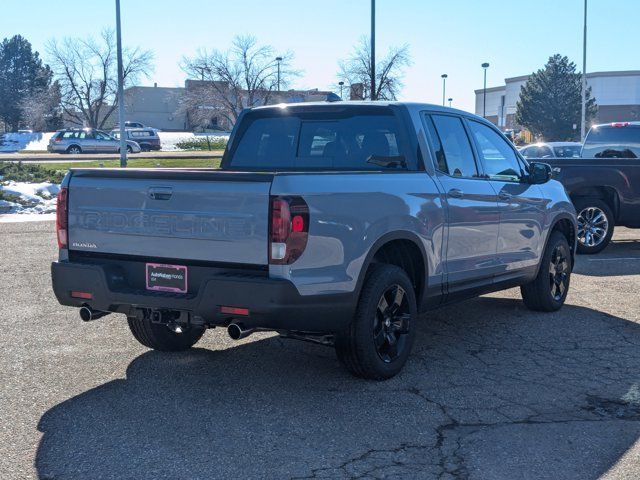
[227,323,254,340]
[79,306,110,322]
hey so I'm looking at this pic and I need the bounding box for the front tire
[521,231,572,312]
[335,264,417,380]
[127,317,205,351]
[574,197,614,254]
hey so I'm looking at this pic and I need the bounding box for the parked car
[111,128,161,152]
[520,142,582,159]
[544,122,640,253]
[51,102,577,380]
[48,129,142,154]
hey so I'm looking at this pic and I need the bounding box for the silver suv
[48,129,141,154]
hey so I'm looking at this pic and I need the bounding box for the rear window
[130,130,154,138]
[553,146,581,158]
[226,108,410,170]
[582,125,640,158]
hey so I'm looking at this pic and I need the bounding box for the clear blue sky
[1,0,637,112]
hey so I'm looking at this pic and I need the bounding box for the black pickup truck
[545,122,640,253]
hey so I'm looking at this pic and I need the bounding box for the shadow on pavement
[574,238,640,277]
[36,298,640,479]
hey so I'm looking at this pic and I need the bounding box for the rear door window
[227,109,409,170]
[427,114,479,178]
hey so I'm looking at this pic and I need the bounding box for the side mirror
[528,162,552,184]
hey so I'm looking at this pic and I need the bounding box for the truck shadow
[36,298,640,479]
[574,238,640,276]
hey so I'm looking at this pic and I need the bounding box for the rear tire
[127,317,205,351]
[574,197,614,254]
[521,231,572,312]
[66,145,82,154]
[335,264,417,380]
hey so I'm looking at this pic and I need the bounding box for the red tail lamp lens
[269,196,309,265]
[56,187,68,249]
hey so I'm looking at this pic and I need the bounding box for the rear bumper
[51,261,355,333]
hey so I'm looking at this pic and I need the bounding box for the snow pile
[0,132,55,153]
[0,181,60,214]
[157,131,229,151]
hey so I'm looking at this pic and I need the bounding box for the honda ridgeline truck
[52,102,577,379]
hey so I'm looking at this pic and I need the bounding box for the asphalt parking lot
[1,221,639,480]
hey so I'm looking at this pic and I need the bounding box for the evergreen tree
[516,54,597,141]
[0,35,54,131]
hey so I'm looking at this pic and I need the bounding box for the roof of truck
[251,101,474,117]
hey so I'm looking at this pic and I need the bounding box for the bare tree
[338,37,411,101]
[181,35,298,126]
[20,81,63,131]
[47,30,153,129]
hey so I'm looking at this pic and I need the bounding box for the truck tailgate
[67,169,272,265]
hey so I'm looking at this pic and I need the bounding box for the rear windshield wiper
[366,155,407,169]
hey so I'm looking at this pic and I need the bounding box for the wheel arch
[570,186,620,222]
[356,231,429,308]
[547,213,577,267]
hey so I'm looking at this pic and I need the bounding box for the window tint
[582,125,640,158]
[229,111,406,170]
[468,120,523,181]
[429,115,478,177]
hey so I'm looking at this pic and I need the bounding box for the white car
[519,142,581,159]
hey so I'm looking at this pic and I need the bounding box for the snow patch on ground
[0,132,55,152]
[0,181,60,214]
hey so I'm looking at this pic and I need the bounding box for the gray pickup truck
[52,102,577,379]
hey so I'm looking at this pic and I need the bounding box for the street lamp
[581,0,588,141]
[441,74,448,106]
[370,0,376,100]
[448,97,453,108]
[339,81,345,100]
[482,62,490,118]
[115,0,127,167]
[275,56,283,92]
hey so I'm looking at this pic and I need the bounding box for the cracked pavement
[1,222,639,479]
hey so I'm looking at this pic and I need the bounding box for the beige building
[122,81,339,132]
[475,70,640,131]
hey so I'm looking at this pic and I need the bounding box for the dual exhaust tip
[79,307,253,342]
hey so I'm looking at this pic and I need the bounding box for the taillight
[269,196,309,265]
[612,122,629,128]
[56,187,68,249]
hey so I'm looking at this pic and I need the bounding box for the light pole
[581,0,588,141]
[482,62,490,118]
[339,81,345,100]
[115,0,127,167]
[370,0,376,100]
[275,56,283,92]
[448,97,453,108]
[441,74,448,106]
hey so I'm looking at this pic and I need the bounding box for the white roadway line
[586,257,640,261]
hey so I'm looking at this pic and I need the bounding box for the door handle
[148,187,173,200]
[447,188,464,199]
[498,191,512,201]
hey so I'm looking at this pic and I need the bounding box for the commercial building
[122,81,338,132]
[475,70,640,131]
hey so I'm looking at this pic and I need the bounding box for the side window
[95,132,110,140]
[429,115,479,178]
[538,146,553,158]
[467,121,523,182]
